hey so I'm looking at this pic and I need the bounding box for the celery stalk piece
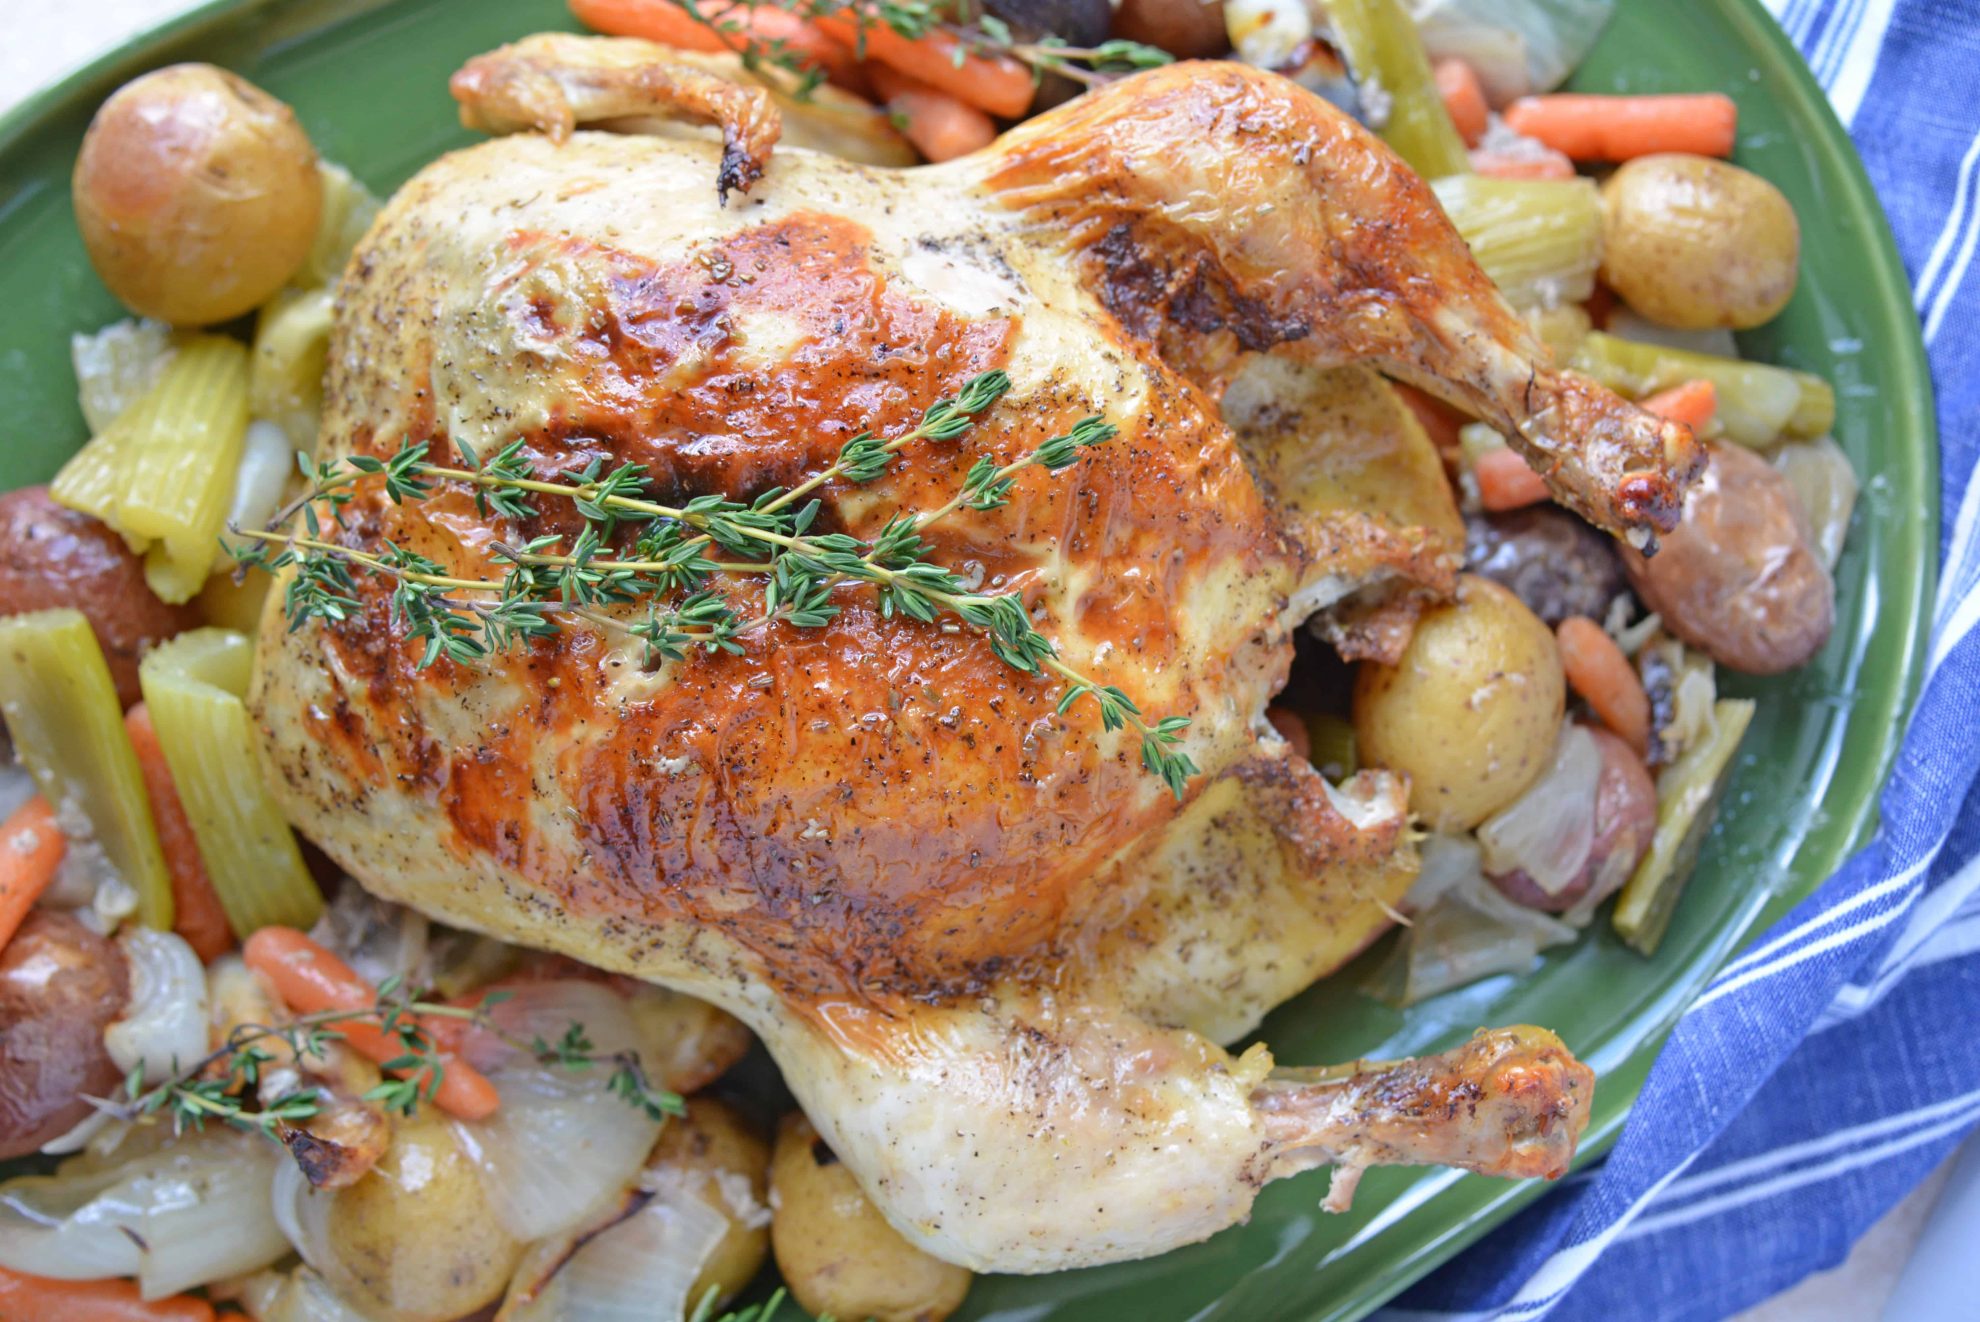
[1321,0,1472,179]
[50,336,253,604]
[1432,175,1603,309]
[139,628,324,939]
[251,287,334,456]
[0,610,173,929]
[122,337,252,603]
[299,160,383,288]
[1302,711,1359,780]
[1612,697,1755,955]
[1568,332,1835,446]
[50,404,145,534]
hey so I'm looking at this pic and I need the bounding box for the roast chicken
[250,35,1700,1273]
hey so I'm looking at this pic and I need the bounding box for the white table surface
[7,4,1968,1320]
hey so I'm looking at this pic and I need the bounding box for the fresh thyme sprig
[672,0,1171,99]
[231,372,1199,797]
[109,978,682,1138]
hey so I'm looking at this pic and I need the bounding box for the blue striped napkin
[1381,3,1980,1318]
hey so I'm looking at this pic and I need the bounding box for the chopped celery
[128,338,252,602]
[1612,698,1755,955]
[195,568,273,635]
[1568,331,1836,447]
[1433,175,1603,308]
[250,287,334,454]
[1302,712,1358,780]
[49,405,141,534]
[1320,0,1472,179]
[298,160,383,288]
[0,610,173,929]
[139,628,324,938]
[51,336,251,604]
[1526,302,1592,362]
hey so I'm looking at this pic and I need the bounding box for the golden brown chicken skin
[252,40,1648,1273]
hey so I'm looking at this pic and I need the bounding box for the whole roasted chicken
[251,35,1700,1273]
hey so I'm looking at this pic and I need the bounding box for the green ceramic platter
[0,0,1937,1317]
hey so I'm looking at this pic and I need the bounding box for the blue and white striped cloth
[1384,3,1980,1319]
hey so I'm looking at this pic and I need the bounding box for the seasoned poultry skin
[251,39,1675,1272]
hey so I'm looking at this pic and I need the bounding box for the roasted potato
[0,911,130,1159]
[1600,154,1800,330]
[1114,0,1229,58]
[313,1108,522,1322]
[1622,442,1834,674]
[1491,727,1657,912]
[624,983,753,1095]
[1353,574,1566,831]
[0,487,197,708]
[649,1098,772,1310]
[770,1112,971,1322]
[73,64,322,326]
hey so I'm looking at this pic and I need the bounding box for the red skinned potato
[1492,727,1656,913]
[1113,0,1229,59]
[0,487,197,708]
[0,488,198,707]
[0,911,131,1159]
[1622,442,1834,674]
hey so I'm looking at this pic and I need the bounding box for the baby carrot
[125,704,233,962]
[867,64,996,162]
[1266,706,1312,762]
[1469,147,1577,180]
[1638,378,1718,432]
[571,0,730,50]
[245,926,501,1120]
[0,796,65,953]
[811,11,1033,118]
[1474,447,1552,511]
[569,0,864,91]
[1434,59,1489,148]
[1393,382,1465,454]
[1557,615,1652,756]
[1502,93,1738,161]
[0,1266,215,1322]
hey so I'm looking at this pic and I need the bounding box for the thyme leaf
[231,373,1197,797]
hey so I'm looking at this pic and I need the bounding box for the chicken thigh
[252,37,1695,1273]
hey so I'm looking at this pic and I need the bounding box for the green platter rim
[0,0,1938,1318]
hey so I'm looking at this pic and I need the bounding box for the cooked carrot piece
[1469,147,1577,180]
[867,64,997,161]
[1557,615,1652,756]
[245,926,501,1120]
[1266,706,1312,762]
[0,1266,215,1322]
[0,796,64,953]
[569,0,865,91]
[1434,59,1489,147]
[811,11,1033,118]
[1638,378,1718,432]
[1474,447,1552,511]
[1393,382,1466,454]
[1502,93,1738,161]
[124,704,233,962]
